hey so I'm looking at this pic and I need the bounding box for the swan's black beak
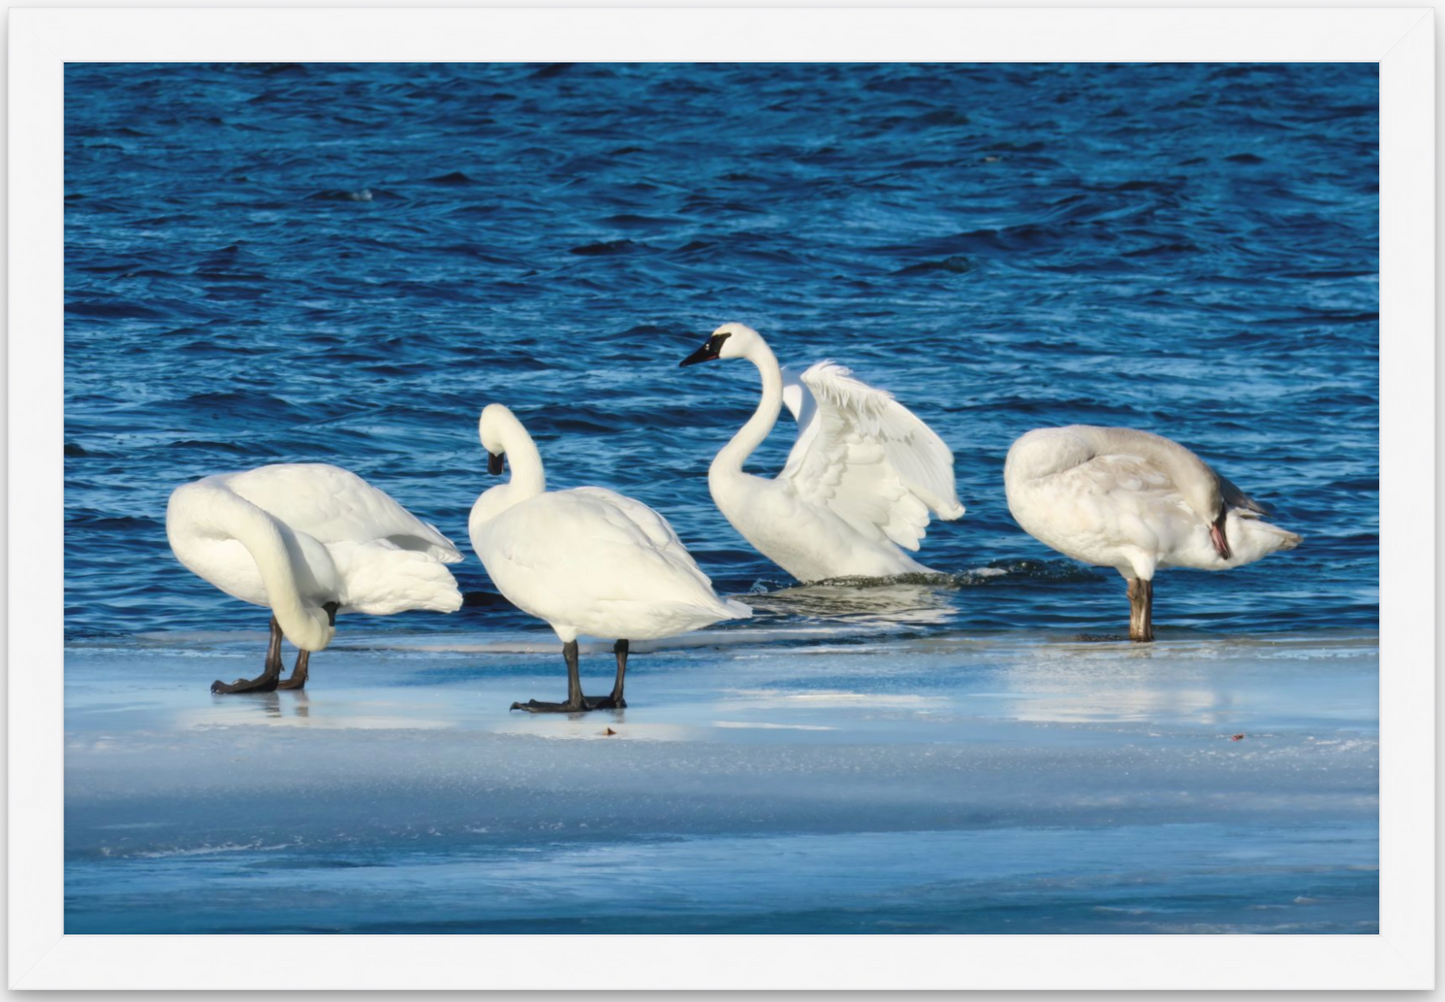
[488,452,504,475]
[322,601,339,626]
[680,332,729,367]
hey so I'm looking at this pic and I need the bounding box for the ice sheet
[64,628,1378,934]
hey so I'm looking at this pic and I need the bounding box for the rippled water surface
[65,62,1378,641]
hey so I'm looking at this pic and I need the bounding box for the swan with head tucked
[679,322,966,583]
[469,403,751,713]
[166,463,464,692]
[1003,425,1302,641]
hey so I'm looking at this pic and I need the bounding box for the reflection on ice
[178,691,455,731]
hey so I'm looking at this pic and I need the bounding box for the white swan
[166,463,464,692]
[469,404,751,713]
[679,322,966,582]
[1003,425,1302,641]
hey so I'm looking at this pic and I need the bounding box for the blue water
[65,62,1378,641]
[64,63,1378,938]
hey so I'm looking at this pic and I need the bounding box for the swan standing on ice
[167,464,464,692]
[469,404,751,713]
[1003,426,1301,641]
[679,322,966,582]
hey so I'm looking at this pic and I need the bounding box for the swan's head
[284,600,339,653]
[479,403,518,474]
[680,322,762,366]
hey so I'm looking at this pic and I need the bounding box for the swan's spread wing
[778,362,965,550]
[223,464,462,562]
[779,366,818,428]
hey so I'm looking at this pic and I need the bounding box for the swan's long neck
[173,483,332,650]
[471,411,547,527]
[711,340,784,481]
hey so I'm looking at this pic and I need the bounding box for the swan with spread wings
[679,323,966,582]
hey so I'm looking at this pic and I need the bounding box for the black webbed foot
[211,672,280,694]
[212,615,286,694]
[510,698,591,714]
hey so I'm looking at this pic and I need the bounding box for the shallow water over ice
[65,628,1378,934]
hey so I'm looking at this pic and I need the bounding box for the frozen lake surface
[65,625,1378,934]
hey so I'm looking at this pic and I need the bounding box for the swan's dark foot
[588,640,629,710]
[276,650,309,690]
[212,615,285,694]
[510,698,592,714]
[211,672,280,694]
[510,639,629,712]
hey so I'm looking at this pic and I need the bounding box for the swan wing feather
[778,362,965,550]
[224,464,462,562]
[484,490,727,612]
[568,487,717,590]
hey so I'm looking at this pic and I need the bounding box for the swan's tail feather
[1231,514,1302,560]
[722,598,753,619]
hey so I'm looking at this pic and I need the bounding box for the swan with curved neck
[680,322,966,583]
[1003,425,1302,641]
[469,403,751,713]
[167,463,464,692]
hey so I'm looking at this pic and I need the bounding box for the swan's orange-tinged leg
[276,649,309,690]
[1127,578,1155,642]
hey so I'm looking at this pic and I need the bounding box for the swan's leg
[510,640,591,713]
[277,649,309,691]
[1127,578,1155,642]
[585,640,629,710]
[211,616,285,694]
[610,639,628,707]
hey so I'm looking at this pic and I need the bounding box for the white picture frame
[10,5,1432,991]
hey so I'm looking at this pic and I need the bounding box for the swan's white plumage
[688,324,965,582]
[780,361,966,550]
[469,405,750,644]
[1003,425,1300,581]
[166,463,463,651]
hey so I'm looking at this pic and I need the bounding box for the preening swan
[166,464,464,692]
[679,323,966,582]
[1003,425,1301,641]
[469,404,751,713]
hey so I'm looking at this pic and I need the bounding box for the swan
[678,322,966,582]
[469,403,751,713]
[166,463,464,692]
[1003,425,1302,641]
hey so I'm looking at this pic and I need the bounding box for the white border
[9,6,1433,992]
